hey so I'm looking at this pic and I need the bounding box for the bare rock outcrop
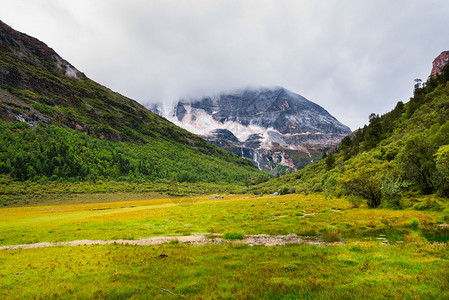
[431,51,449,77]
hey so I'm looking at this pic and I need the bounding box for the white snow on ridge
[150,86,351,171]
[168,105,268,142]
[164,105,323,152]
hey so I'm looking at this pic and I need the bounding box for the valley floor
[1,194,448,299]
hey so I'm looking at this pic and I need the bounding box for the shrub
[397,133,438,195]
[347,195,364,208]
[381,176,409,208]
[322,228,341,243]
[340,161,383,208]
[322,169,340,199]
[412,197,437,210]
[279,187,295,195]
[223,232,245,240]
[410,218,419,229]
[435,145,449,196]
[48,175,59,182]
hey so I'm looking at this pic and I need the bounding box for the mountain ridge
[0,19,265,185]
[151,87,351,171]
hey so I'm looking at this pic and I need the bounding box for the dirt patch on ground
[0,234,340,250]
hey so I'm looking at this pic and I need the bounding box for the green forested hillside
[0,20,267,192]
[0,120,263,184]
[253,64,449,209]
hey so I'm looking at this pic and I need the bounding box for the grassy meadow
[1,194,449,299]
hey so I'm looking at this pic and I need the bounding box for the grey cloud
[1,0,448,130]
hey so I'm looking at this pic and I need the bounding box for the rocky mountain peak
[151,87,351,171]
[431,51,449,77]
[0,20,81,80]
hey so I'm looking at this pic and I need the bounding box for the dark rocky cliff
[431,51,449,77]
[152,87,351,172]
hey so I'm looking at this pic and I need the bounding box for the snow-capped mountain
[151,87,351,171]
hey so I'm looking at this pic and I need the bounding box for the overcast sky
[1,0,448,130]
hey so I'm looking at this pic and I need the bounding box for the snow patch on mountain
[151,87,351,171]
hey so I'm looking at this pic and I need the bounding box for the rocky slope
[151,87,351,171]
[431,51,449,77]
[0,20,171,142]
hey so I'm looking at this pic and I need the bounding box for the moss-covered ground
[1,194,448,299]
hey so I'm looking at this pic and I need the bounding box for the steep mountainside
[0,20,191,143]
[0,20,265,184]
[252,51,449,208]
[151,87,351,172]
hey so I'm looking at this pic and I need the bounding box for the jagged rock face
[151,87,351,171]
[0,20,82,85]
[0,20,85,129]
[431,51,449,77]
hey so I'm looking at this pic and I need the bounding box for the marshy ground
[1,194,448,299]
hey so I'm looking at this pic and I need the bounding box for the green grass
[1,193,448,298]
[0,242,448,299]
[0,194,445,246]
[0,179,248,207]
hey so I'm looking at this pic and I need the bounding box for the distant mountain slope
[0,20,193,144]
[0,20,265,184]
[151,87,351,172]
[252,52,449,207]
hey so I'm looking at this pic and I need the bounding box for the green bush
[223,232,245,240]
[347,195,364,208]
[410,218,419,229]
[381,176,409,208]
[322,228,341,243]
[279,187,290,195]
